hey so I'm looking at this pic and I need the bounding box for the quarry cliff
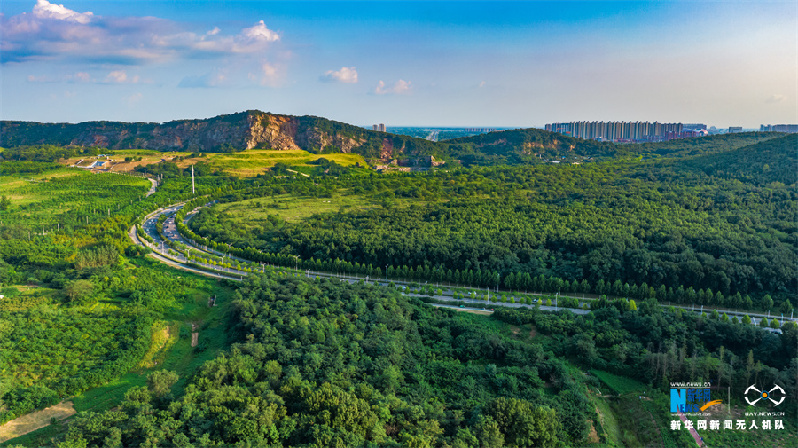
[0,110,423,161]
[1,110,626,166]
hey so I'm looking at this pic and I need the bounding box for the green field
[59,148,369,177]
[215,191,380,224]
[591,370,648,395]
[0,168,149,226]
[202,149,369,176]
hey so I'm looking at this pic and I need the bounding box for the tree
[474,415,504,448]
[64,280,94,304]
[759,317,769,327]
[742,315,752,325]
[487,398,560,447]
[629,300,638,311]
[147,370,178,397]
[762,294,774,311]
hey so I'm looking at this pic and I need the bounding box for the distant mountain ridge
[0,111,785,166]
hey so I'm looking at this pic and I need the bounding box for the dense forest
[55,273,796,447]
[0,131,795,446]
[188,134,797,311]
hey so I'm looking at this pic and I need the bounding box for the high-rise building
[760,124,798,133]
[372,124,379,131]
[728,126,743,133]
[379,123,386,132]
[683,123,707,131]
[545,121,685,142]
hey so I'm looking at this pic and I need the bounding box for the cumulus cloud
[320,67,358,84]
[33,0,92,24]
[241,20,279,43]
[375,79,411,95]
[1,1,281,65]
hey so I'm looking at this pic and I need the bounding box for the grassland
[59,148,369,177]
[215,192,380,224]
[204,149,368,176]
[592,370,648,395]
[0,168,150,227]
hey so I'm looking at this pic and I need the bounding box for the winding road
[129,200,798,326]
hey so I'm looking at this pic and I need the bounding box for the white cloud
[320,66,358,84]
[2,3,281,65]
[375,79,411,95]
[240,20,279,43]
[105,70,139,84]
[33,0,92,24]
[247,62,284,87]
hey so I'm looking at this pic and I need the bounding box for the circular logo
[745,384,786,406]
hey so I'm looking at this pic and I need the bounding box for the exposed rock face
[247,113,301,150]
[0,110,373,154]
[1,110,613,166]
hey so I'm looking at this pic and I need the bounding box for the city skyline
[1,0,795,128]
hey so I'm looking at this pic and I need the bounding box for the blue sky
[1,1,795,127]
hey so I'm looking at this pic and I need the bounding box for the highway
[130,200,797,327]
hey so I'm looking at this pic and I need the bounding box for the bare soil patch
[587,420,600,444]
[0,401,75,443]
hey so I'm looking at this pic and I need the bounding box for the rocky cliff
[0,110,616,166]
[0,110,444,162]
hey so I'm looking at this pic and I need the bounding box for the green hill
[2,112,787,168]
[677,133,797,185]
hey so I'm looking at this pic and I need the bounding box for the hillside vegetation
[3,111,785,167]
[188,134,797,309]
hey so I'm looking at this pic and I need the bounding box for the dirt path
[191,323,199,347]
[678,411,704,447]
[0,401,75,443]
